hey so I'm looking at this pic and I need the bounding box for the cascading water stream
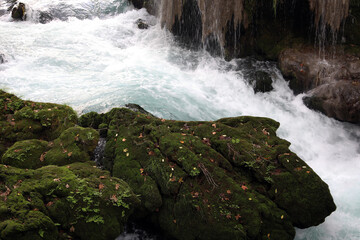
[0,1,360,239]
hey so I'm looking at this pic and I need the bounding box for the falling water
[1,0,360,239]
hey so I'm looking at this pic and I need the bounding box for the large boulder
[80,108,336,240]
[303,80,360,123]
[0,162,139,240]
[279,47,360,123]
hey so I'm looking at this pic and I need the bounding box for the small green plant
[190,167,200,177]
[232,138,240,144]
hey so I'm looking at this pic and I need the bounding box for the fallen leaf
[70,226,75,232]
[241,185,248,191]
[173,219,176,223]
[226,214,232,219]
[139,133,143,138]
[46,201,54,207]
[226,189,232,194]
[99,183,104,191]
[40,152,47,162]
[161,119,166,122]
[178,177,184,183]
[180,141,184,144]
[0,186,11,197]
[67,152,72,157]
[115,184,120,190]
[235,214,241,220]
[148,151,155,156]
[53,178,61,182]
[110,194,118,202]
[123,148,128,153]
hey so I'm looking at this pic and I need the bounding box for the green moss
[2,139,48,169]
[91,107,335,239]
[0,162,140,240]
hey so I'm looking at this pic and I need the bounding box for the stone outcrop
[279,48,360,123]
[0,91,139,240]
[11,2,26,20]
[80,108,336,239]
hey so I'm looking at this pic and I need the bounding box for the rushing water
[1,1,360,239]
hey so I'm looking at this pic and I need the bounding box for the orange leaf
[235,214,241,220]
[226,214,232,219]
[110,194,118,202]
[226,189,232,194]
[212,132,217,135]
[40,152,46,162]
[67,152,72,157]
[180,141,184,144]
[99,176,106,179]
[173,219,177,223]
[115,184,120,190]
[140,168,144,174]
[212,123,216,128]
[14,149,21,153]
[99,183,104,191]
[148,151,155,156]
[139,133,143,138]
[70,226,75,232]
[161,119,166,122]
[46,201,54,207]
[122,138,126,142]
[241,185,248,191]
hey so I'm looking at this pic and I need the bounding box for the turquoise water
[1,1,360,239]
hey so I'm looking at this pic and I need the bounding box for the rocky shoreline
[0,90,336,239]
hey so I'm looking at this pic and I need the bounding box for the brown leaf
[241,185,248,191]
[173,219,177,223]
[46,201,54,207]
[212,132,217,135]
[110,194,118,202]
[0,186,11,197]
[226,213,232,219]
[63,149,68,153]
[99,183,104,191]
[148,151,155,156]
[262,128,270,135]
[115,184,120,190]
[226,189,232,194]
[211,123,216,128]
[180,141,184,144]
[139,133,143,138]
[53,178,61,182]
[122,138,126,142]
[70,226,75,232]
[65,184,70,189]
[235,214,241,220]
[14,149,21,153]
[99,176,106,179]
[40,152,47,162]
[67,152,72,157]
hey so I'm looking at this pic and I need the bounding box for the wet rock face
[80,108,336,239]
[279,48,360,123]
[11,2,26,20]
[304,81,360,123]
[135,19,149,29]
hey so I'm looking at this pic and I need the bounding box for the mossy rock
[0,162,140,240]
[89,107,335,239]
[1,127,99,169]
[0,90,78,157]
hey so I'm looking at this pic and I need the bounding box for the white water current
[0,0,360,239]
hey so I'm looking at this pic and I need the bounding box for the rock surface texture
[279,48,360,124]
[80,108,336,240]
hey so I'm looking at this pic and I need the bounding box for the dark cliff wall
[131,0,360,60]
